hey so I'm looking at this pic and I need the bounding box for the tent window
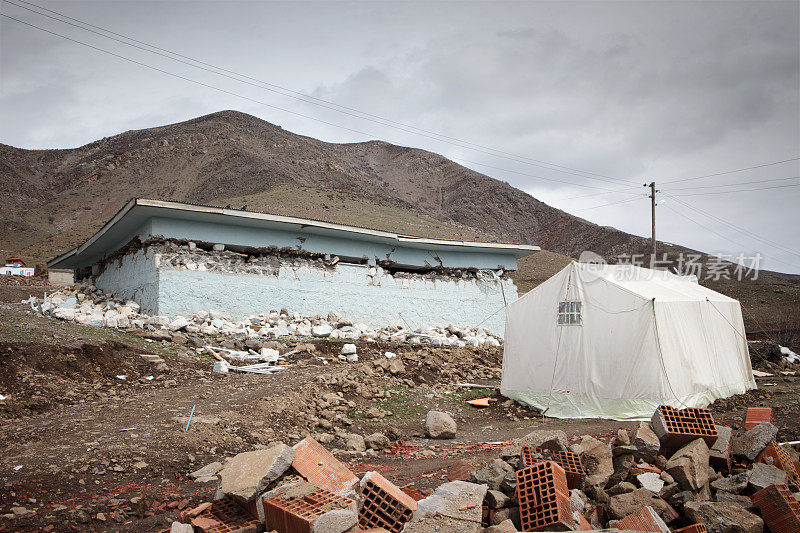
[558,301,582,325]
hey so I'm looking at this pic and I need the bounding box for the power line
[662,193,800,260]
[2,0,631,185]
[571,195,646,212]
[661,203,800,271]
[664,176,800,191]
[449,157,643,192]
[667,183,800,197]
[659,157,800,185]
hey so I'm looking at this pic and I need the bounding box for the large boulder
[572,436,613,487]
[425,411,456,439]
[683,501,764,533]
[219,443,294,501]
[732,422,778,461]
[665,439,710,491]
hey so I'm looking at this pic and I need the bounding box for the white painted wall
[92,250,515,333]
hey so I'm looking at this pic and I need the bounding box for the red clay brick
[190,497,261,533]
[744,407,773,430]
[673,525,708,533]
[358,471,417,533]
[448,459,475,482]
[751,483,800,533]
[757,440,800,485]
[615,506,669,533]
[292,436,359,496]
[516,460,573,531]
[263,487,355,533]
[521,446,586,489]
[652,405,718,449]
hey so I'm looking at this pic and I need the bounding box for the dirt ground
[1,284,799,532]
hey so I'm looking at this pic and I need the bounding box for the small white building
[1,258,34,277]
[501,262,755,420]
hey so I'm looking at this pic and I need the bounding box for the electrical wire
[666,183,800,197]
[2,0,632,185]
[662,193,800,260]
[571,195,646,212]
[658,157,800,185]
[665,176,800,191]
[660,203,800,271]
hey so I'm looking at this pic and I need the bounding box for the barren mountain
[1,110,797,336]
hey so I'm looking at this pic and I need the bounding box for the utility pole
[645,181,657,262]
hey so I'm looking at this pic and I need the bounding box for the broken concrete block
[311,509,358,533]
[633,421,662,462]
[732,422,778,461]
[517,429,569,452]
[607,487,673,521]
[747,462,787,492]
[170,522,194,533]
[189,461,222,480]
[484,518,517,532]
[340,343,357,355]
[219,443,294,501]
[638,472,665,493]
[486,489,509,509]
[666,438,710,491]
[710,425,733,473]
[711,471,751,494]
[168,316,190,331]
[404,480,487,533]
[470,459,514,490]
[425,410,456,439]
[312,324,333,337]
[572,436,613,487]
[683,501,764,533]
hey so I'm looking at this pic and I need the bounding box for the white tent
[501,262,755,420]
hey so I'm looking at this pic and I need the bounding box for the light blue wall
[94,247,160,314]
[147,217,520,270]
[156,262,514,332]
[95,251,514,332]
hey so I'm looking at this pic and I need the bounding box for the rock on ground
[665,438,710,491]
[732,422,778,461]
[747,462,787,492]
[485,519,517,532]
[311,509,358,533]
[572,436,613,487]
[405,480,487,533]
[683,501,764,533]
[219,443,294,501]
[632,421,661,462]
[425,410,457,439]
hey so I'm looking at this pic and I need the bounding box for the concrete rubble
[26,283,504,349]
[156,404,799,533]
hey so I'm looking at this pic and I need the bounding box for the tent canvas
[501,262,755,420]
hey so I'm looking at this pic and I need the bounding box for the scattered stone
[406,480,487,533]
[637,472,665,493]
[573,436,614,487]
[711,471,751,494]
[364,433,390,450]
[170,522,194,533]
[425,410,456,439]
[470,459,514,490]
[340,344,357,355]
[732,422,778,461]
[683,501,764,533]
[219,443,295,501]
[747,462,787,492]
[632,421,661,462]
[486,489,509,509]
[312,509,358,533]
[485,519,517,533]
[666,438,710,491]
[344,434,366,452]
[189,461,223,480]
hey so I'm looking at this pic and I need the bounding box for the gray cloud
[1,0,798,272]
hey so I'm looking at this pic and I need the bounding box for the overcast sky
[1,1,799,273]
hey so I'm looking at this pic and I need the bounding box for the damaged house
[47,199,538,333]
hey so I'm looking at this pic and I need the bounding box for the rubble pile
[168,405,799,533]
[25,283,502,348]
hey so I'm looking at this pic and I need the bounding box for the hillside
[1,110,797,337]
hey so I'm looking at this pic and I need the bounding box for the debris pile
[25,284,502,348]
[161,404,799,533]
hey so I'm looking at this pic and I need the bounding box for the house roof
[48,198,539,270]
[575,262,737,302]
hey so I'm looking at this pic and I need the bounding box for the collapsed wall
[89,239,516,333]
